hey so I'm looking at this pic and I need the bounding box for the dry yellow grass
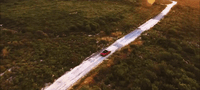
[2,47,9,57]
[106,59,114,67]
[132,40,143,46]
[111,31,122,37]
[99,37,113,42]
[77,72,97,89]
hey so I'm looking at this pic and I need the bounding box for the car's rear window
[103,50,108,53]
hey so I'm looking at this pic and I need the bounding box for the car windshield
[103,50,108,53]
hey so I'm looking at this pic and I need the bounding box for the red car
[100,50,111,56]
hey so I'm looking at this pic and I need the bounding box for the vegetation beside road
[0,0,165,89]
[72,0,200,90]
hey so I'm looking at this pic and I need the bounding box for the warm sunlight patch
[78,73,97,89]
[147,0,155,4]
[176,0,200,9]
[155,0,172,4]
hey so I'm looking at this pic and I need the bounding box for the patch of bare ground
[112,38,143,60]
[132,38,143,46]
[97,31,123,42]
[76,72,97,89]
[106,59,114,67]
[111,31,123,37]
[1,47,9,58]
[1,28,18,34]
[99,37,113,42]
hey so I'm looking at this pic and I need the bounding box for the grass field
[0,0,165,89]
[72,0,200,90]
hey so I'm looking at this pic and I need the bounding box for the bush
[92,86,101,90]
[90,22,99,32]
[0,66,6,72]
[169,42,179,50]
[104,78,110,85]
[157,51,172,60]
[80,85,90,90]
[85,24,91,32]
[69,25,78,31]
[132,87,141,90]
[99,40,108,44]
[167,28,178,36]
[144,70,157,82]
[104,27,111,35]
[152,84,159,90]
[35,30,48,38]
[157,37,170,48]
[140,78,151,90]
[183,46,195,55]
[96,19,106,25]
[172,53,183,60]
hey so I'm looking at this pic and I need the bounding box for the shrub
[167,28,178,36]
[111,22,117,26]
[101,84,110,90]
[104,78,110,85]
[157,51,172,60]
[168,48,176,53]
[1,47,9,58]
[157,37,170,48]
[169,42,179,50]
[96,19,106,25]
[113,63,128,77]
[141,34,149,40]
[104,27,111,35]
[89,38,96,43]
[144,70,157,82]
[140,78,151,90]
[90,22,99,32]
[69,25,78,31]
[172,53,183,60]
[132,87,141,90]
[85,24,91,32]
[35,30,48,38]
[195,55,200,61]
[119,80,126,87]
[152,84,159,90]
[80,85,90,90]
[122,47,129,53]
[0,66,6,72]
[183,46,195,55]
[92,86,101,90]
[1,30,13,35]
[163,84,177,90]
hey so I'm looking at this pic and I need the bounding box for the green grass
[0,0,165,89]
